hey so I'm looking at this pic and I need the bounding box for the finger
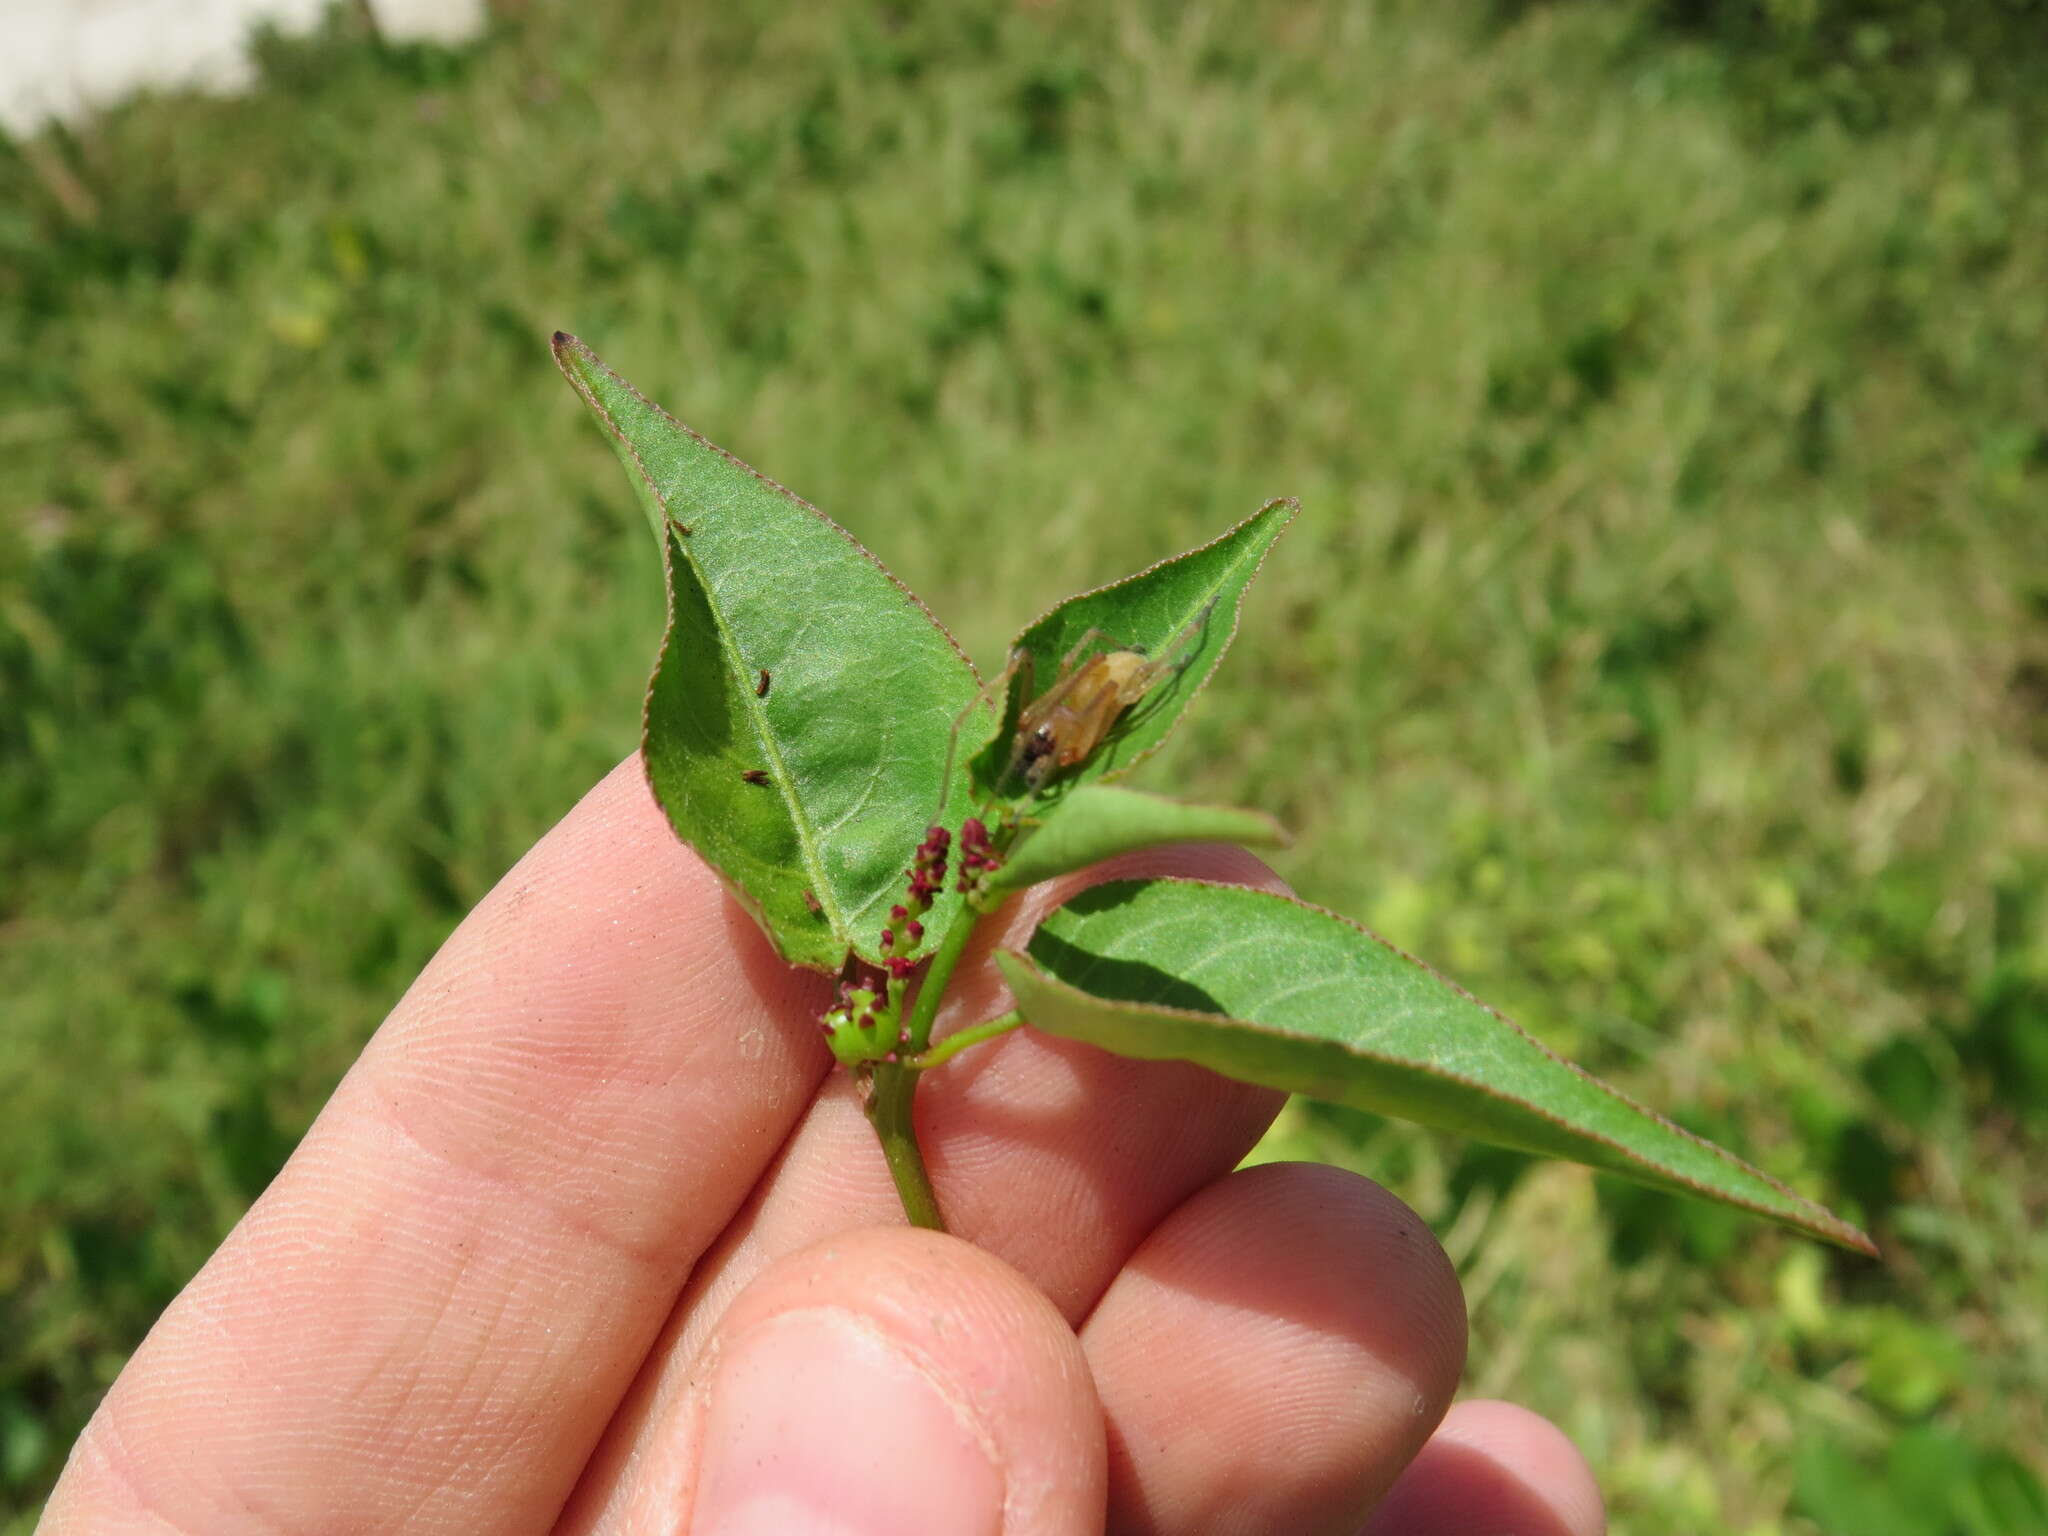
[585,1227,1105,1536]
[559,845,1288,1525]
[1359,1399,1605,1536]
[44,758,833,1535]
[700,841,1290,1324]
[916,844,1295,1314]
[1080,1162,1467,1536]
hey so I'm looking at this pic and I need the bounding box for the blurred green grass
[3,0,2044,1528]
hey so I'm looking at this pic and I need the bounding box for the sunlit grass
[3,0,2044,1527]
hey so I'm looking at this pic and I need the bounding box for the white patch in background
[366,0,480,43]
[0,0,487,134]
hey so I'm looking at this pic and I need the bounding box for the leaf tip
[550,333,637,458]
[551,330,597,389]
[1255,495,1302,531]
[550,330,590,368]
[552,332,631,404]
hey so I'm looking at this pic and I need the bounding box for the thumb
[604,1227,1106,1535]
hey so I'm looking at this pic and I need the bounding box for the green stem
[903,899,985,1055]
[864,1062,944,1230]
[861,895,995,1229]
[907,1011,1024,1072]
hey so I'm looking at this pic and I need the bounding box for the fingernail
[690,1308,1003,1536]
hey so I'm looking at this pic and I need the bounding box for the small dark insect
[802,887,823,915]
[740,768,771,786]
[756,668,772,698]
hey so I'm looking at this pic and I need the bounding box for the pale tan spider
[941,599,1217,809]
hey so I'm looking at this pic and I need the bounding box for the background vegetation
[3,0,2043,1528]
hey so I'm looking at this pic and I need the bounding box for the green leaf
[1794,1429,2046,1536]
[966,498,1296,801]
[990,785,1287,892]
[996,878,1877,1254]
[556,335,992,970]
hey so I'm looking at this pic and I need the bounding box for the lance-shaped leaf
[966,498,1296,801]
[990,785,1287,892]
[997,878,1877,1255]
[556,334,992,970]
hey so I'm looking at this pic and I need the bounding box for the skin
[41,757,1605,1535]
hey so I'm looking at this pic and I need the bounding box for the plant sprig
[555,333,1878,1259]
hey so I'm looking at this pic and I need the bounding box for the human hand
[42,758,1604,1534]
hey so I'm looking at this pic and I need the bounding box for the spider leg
[998,647,1042,787]
[1166,596,1221,671]
[1113,597,1223,708]
[1056,626,1114,678]
[937,650,1022,820]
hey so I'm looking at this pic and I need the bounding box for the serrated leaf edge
[1005,877,1878,1256]
[552,334,982,687]
[1001,496,1299,786]
[639,521,844,970]
[556,333,991,968]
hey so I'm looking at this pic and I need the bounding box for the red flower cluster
[906,824,951,903]
[880,905,925,951]
[880,824,951,975]
[956,817,1001,892]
